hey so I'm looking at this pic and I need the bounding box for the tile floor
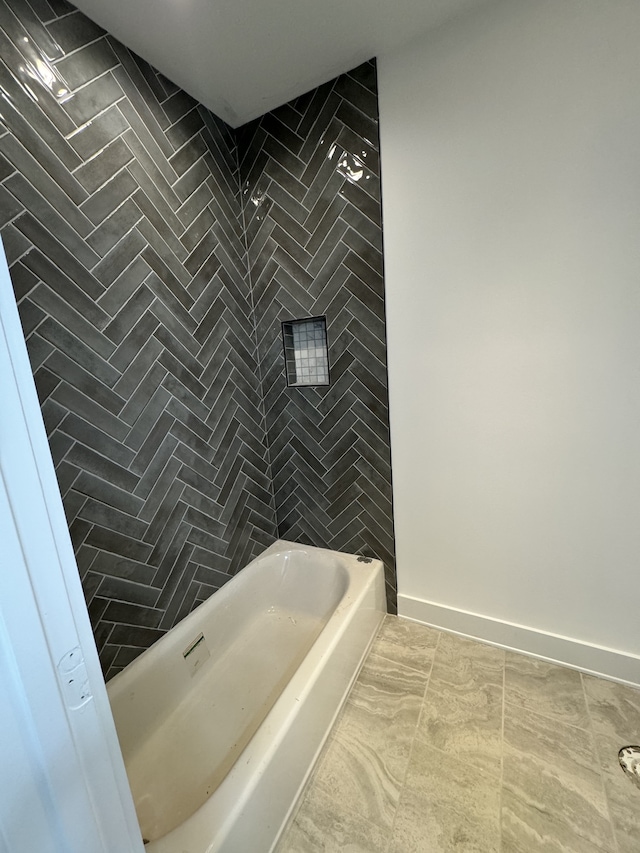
[275,616,640,852]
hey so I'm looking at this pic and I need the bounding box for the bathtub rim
[123,539,386,853]
[107,542,350,768]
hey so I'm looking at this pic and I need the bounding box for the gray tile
[93,228,146,288]
[0,62,80,171]
[505,652,590,728]
[109,47,171,137]
[23,245,106,319]
[366,616,438,672]
[276,785,390,853]
[0,0,62,61]
[87,198,144,258]
[6,173,97,261]
[38,317,117,385]
[590,731,640,853]
[63,71,124,125]
[67,106,129,160]
[418,678,503,777]
[102,600,162,629]
[74,137,134,194]
[45,349,123,412]
[583,674,640,743]
[0,134,88,212]
[79,168,137,225]
[1,222,30,265]
[501,787,615,853]
[108,623,164,648]
[432,630,505,685]
[29,283,114,360]
[46,10,104,52]
[315,652,427,824]
[66,443,139,493]
[390,739,501,853]
[55,38,119,91]
[503,705,614,852]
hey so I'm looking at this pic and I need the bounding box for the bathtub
[107,540,386,852]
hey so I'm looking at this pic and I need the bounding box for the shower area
[0,0,396,678]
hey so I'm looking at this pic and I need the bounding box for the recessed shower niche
[282,317,330,387]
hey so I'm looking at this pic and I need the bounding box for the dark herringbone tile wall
[0,0,278,678]
[239,61,397,611]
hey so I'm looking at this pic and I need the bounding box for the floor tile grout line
[383,627,443,853]
[367,647,438,679]
[283,621,441,853]
[581,670,622,853]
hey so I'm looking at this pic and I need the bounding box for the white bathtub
[107,540,386,852]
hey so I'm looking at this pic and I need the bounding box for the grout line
[383,628,442,853]
[581,671,622,853]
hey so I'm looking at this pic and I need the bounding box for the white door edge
[0,237,144,852]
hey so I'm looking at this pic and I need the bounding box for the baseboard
[398,593,640,688]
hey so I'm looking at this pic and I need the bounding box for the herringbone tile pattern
[239,61,397,611]
[0,0,277,678]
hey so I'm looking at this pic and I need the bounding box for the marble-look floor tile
[389,739,501,853]
[501,787,615,853]
[275,785,391,853]
[281,632,640,853]
[349,642,431,703]
[432,631,505,685]
[583,674,640,742]
[415,630,504,774]
[590,729,640,853]
[504,652,590,728]
[417,678,503,776]
[503,704,615,852]
[311,655,426,830]
[585,677,640,853]
[367,615,439,673]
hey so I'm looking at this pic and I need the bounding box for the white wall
[379,0,640,679]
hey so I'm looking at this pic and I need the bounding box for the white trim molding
[398,594,640,689]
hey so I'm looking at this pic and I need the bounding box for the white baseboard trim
[398,593,640,688]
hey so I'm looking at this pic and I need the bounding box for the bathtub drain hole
[618,746,640,788]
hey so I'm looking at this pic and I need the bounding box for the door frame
[0,238,144,852]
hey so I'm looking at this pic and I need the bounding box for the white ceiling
[72,0,493,127]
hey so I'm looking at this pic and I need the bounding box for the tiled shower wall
[239,61,397,610]
[1,0,397,679]
[0,0,277,678]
